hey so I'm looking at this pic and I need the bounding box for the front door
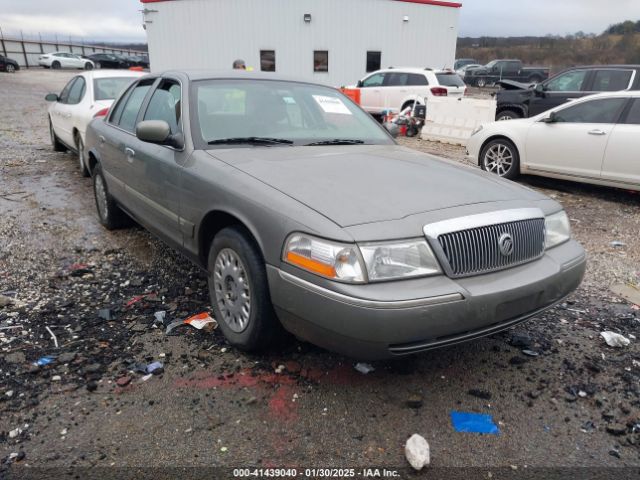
[529,69,589,116]
[601,98,640,187]
[359,72,386,113]
[525,97,628,179]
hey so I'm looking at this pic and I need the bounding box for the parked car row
[0,55,20,73]
[463,59,550,87]
[37,52,149,71]
[43,69,587,359]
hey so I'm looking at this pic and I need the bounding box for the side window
[67,77,86,105]
[385,72,409,86]
[361,73,385,88]
[406,73,429,86]
[554,98,627,124]
[143,79,182,134]
[623,99,640,125]
[58,77,77,104]
[114,82,153,132]
[545,70,587,92]
[591,70,633,92]
[366,51,381,73]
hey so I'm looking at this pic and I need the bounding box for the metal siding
[145,0,459,86]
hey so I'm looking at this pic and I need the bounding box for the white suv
[355,68,466,115]
[39,52,94,70]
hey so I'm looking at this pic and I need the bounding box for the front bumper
[268,239,586,360]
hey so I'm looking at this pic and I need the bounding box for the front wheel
[84,62,94,70]
[6,64,16,73]
[93,164,128,230]
[496,110,522,121]
[95,61,102,69]
[480,138,520,180]
[208,226,281,351]
[51,61,61,69]
[476,78,486,88]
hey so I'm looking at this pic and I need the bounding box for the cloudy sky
[0,0,637,42]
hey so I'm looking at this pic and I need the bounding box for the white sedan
[39,52,94,70]
[467,91,640,191]
[45,70,145,176]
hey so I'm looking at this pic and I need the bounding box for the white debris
[275,364,285,374]
[601,331,631,348]
[578,391,587,398]
[405,433,430,471]
[52,375,62,382]
[9,428,22,438]
[354,362,375,374]
[5,390,13,398]
[60,428,68,436]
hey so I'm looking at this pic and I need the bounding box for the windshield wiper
[305,139,365,146]
[207,137,294,146]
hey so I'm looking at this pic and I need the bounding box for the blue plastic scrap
[33,356,55,367]
[450,411,500,435]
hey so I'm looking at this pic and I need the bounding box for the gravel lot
[1,70,639,477]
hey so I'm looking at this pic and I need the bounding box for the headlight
[545,211,571,249]
[471,125,483,136]
[283,234,365,283]
[359,239,441,281]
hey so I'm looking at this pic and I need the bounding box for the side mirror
[534,83,546,96]
[136,120,184,148]
[356,80,363,88]
[45,93,59,102]
[383,122,399,138]
[542,111,557,123]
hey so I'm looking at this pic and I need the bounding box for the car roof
[159,69,333,85]
[576,90,640,99]
[78,70,146,80]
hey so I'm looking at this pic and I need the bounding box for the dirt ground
[1,70,639,478]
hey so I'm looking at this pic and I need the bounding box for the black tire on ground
[207,226,282,352]
[49,118,66,152]
[480,138,520,180]
[95,62,102,69]
[84,62,93,70]
[6,64,16,73]
[496,110,522,121]
[93,163,128,230]
[51,61,61,69]
[476,78,486,88]
[401,101,415,113]
[76,134,90,177]
[530,75,543,84]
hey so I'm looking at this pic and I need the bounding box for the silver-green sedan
[85,71,586,359]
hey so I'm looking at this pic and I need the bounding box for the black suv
[496,65,640,120]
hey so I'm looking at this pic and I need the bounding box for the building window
[260,50,276,72]
[366,51,381,73]
[314,51,328,72]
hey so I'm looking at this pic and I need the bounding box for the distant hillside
[457,20,640,74]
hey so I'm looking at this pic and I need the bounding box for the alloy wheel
[6,64,15,73]
[94,174,109,221]
[213,248,252,333]
[483,143,514,177]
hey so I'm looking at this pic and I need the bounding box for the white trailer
[141,0,461,86]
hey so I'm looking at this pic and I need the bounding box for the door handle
[99,135,105,144]
[125,147,135,157]
[588,129,606,136]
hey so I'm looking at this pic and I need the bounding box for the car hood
[497,79,534,90]
[206,145,545,228]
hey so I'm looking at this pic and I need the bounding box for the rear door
[601,98,640,187]
[359,72,386,113]
[525,97,627,178]
[586,69,635,93]
[49,77,76,144]
[529,69,589,116]
[54,76,84,146]
[125,77,184,247]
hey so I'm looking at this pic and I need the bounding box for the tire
[95,62,102,69]
[93,164,128,230]
[401,101,415,113]
[496,110,522,121]
[476,78,486,88]
[49,118,66,152]
[530,75,542,84]
[207,226,281,351]
[51,61,61,69]
[6,64,15,73]
[84,62,93,70]
[76,134,90,177]
[480,138,520,180]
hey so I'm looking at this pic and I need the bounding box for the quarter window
[314,51,328,73]
[591,70,633,92]
[143,79,182,134]
[545,70,587,92]
[553,98,627,124]
[260,50,276,72]
[406,74,429,86]
[366,51,381,73]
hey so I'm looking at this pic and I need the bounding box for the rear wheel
[51,61,61,69]
[49,118,66,152]
[76,135,90,177]
[6,64,15,73]
[95,61,102,69]
[476,78,486,88]
[84,62,93,70]
[93,164,128,229]
[480,138,520,180]
[496,110,522,121]
[208,226,281,351]
[530,75,543,84]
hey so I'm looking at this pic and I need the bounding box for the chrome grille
[437,218,545,277]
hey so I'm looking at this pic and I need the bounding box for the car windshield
[436,73,465,87]
[485,61,498,69]
[93,77,137,101]
[192,79,394,148]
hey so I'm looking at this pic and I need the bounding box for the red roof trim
[141,0,462,6]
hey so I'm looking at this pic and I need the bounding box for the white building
[141,0,461,86]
